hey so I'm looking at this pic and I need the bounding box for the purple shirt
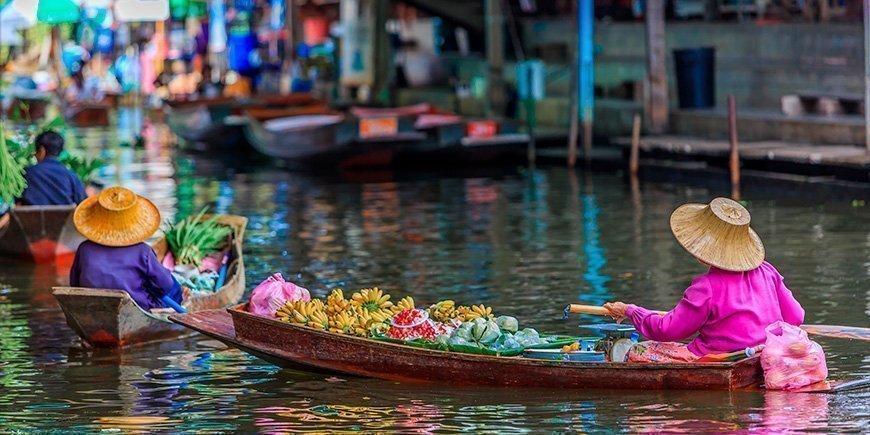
[70,241,182,311]
[626,261,805,357]
[20,158,87,206]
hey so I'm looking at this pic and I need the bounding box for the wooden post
[629,113,641,176]
[728,95,741,198]
[485,0,506,116]
[281,0,300,94]
[865,0,870,152]
[645,0,668,133]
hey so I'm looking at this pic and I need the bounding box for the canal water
[1,118,868,432]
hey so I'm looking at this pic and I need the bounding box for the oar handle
[563,304,668,319]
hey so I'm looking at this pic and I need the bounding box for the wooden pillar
[281,0,300,94]
[370,0,390,102]
[865,0,870,152]
[485,0,506,116]
[645,0,668,134]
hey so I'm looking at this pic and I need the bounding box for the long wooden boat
[52,215,248,348]
[169,305,763,390]
[0,205,83,263]
[401,117,531,166]
[65,102,111,127]
[165,94,318,151]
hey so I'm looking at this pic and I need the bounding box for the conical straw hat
[74,186,160,247]
[670,197,765,272]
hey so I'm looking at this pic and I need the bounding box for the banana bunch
[428,300,457,322]
[326,289,353,315]
[329,311,362,335]
[393,296,415,313]
[464,304,493,320]
[351,287,394,313]
[356,311,390,336]
[276,300,328,330]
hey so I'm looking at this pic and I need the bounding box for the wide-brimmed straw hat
[74,186,160,247]
[670,197,765,272]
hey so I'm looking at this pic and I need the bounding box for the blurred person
[17,131,87,206]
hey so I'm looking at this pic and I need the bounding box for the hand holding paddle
[564,303,870,342]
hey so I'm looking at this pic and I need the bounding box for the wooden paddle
[564,304,870,342]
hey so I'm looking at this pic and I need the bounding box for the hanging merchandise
[94,27,114,54]
[208,0,227,53]
[189,0,208,18]
[227,9,255,72]
[37,0,81,24]
[269,0,284,31]
[170,0,190,19]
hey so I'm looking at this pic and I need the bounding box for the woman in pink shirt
[604,198,805,363]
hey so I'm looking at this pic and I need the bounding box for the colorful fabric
[626,341,698,364]
[19,158,87,206]
[626,261,805,357]
[70,241,183,311]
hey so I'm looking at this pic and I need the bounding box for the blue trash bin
[673,47,715,109]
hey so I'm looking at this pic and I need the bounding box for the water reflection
[1,125,869,430]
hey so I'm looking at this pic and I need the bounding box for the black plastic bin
[673,47,715,109]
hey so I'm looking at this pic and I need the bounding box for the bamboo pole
[629,113,641,176]
[728,94,741,199]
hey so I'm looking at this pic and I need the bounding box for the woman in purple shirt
[604,198,805,363]
[70,186,185,311]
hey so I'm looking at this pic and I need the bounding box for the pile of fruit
[274,287,498,340]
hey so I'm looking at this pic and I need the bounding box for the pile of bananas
[428,301,494,323]
[275,286,496,338]
[275,288,417,337]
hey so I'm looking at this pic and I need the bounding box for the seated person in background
[70,187,187,312]
[604,198,805,363]
[18,131,87,206]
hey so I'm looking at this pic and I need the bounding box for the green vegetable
[495,315,519,333]
[59,154,107,185]
[470,318,502,345]
[0,124,27,204]
[164,207,233,267]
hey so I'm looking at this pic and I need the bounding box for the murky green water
[1,116,868,432]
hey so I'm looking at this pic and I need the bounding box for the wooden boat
[165,94,318,151]
[52,215,248,348]
[65,102,111,127]
[0,205,83,264]
[401,116,531,165]
[169,306,764,390]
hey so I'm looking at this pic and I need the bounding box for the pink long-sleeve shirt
[626,261,805,357]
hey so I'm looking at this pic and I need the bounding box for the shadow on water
[0,124,868,431]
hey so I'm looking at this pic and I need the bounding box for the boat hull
[171,307,763,390]
[0,205,83,264]
[52,215,247,348]
[65,103,111,127]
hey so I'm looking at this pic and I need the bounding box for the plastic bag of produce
[495,316,519,333]
[761,321,827,390]
[248,273,311,317]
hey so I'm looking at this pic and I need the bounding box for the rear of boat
[0,205,82,264]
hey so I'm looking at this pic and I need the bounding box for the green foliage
[58,154,107,185]
[164,207,233,267]
[0,124,27,204]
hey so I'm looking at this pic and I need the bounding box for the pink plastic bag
[760,321,827,390]
[248,273,311,317]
